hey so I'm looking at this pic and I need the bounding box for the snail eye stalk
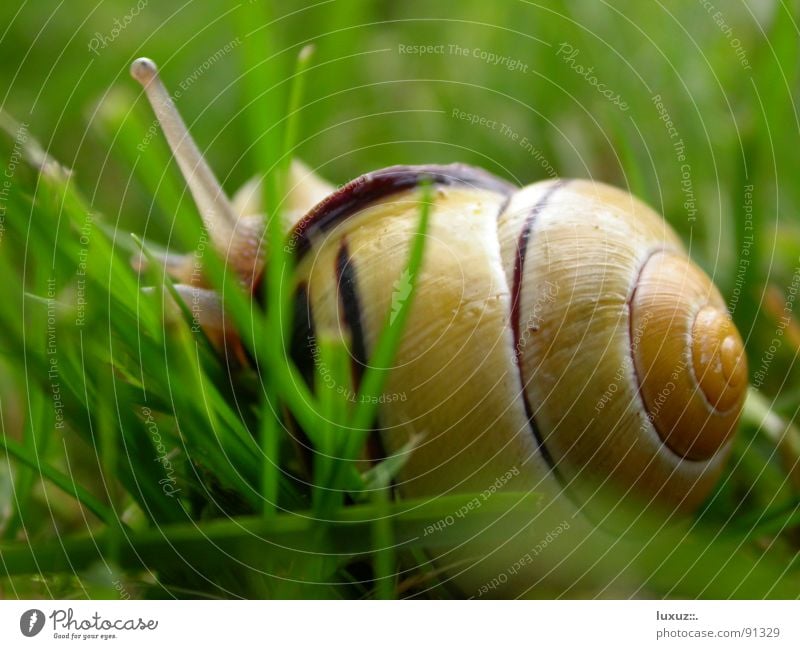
[130,57,236,252]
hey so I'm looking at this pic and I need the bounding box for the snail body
[130,58,747,595]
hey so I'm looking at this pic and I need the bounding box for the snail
[130,57,748,596]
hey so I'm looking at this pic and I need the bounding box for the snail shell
[291,165,746,594]
[293,165,746,503]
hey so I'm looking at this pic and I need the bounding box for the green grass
[0,0,799,599]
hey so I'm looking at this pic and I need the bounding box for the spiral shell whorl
[630,251,747,461]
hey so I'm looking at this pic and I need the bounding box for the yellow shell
[293,167,747,595]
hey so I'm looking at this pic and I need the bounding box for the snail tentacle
[130,58,238,248]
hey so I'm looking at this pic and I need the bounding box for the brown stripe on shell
[291,164,516,259]
[289,281,317,389]
[510,179,570,480]
[335,242,369,385]
[334,242,388,464]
